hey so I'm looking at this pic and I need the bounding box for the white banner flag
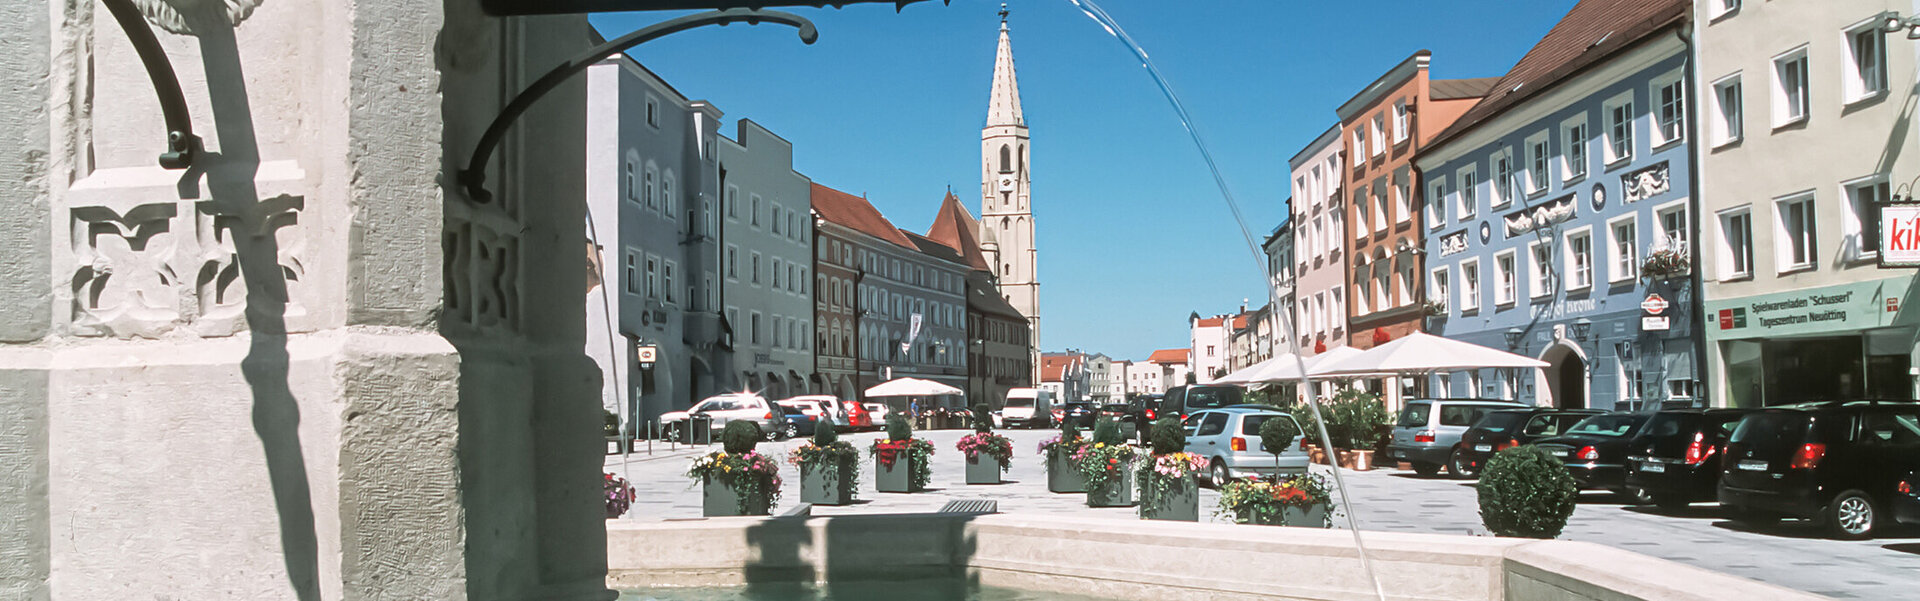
[901,313,923,355]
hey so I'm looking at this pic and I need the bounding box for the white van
[1002,387,1055,429]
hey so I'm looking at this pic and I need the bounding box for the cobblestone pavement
[608,428,1920,599]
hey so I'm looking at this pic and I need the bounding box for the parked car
[775,403,815,439]
[659,393,779,441]
[1100,403,1136,433]
[1164,384,1244,420]
[1182,407,1309,487]
[1533,412,1655,496]
[1622,408,1754,509]
[778,397,835,427]
[1456,408,1602,477]
[1896,469,1920,528]
[1002,387,1055,428]
[1387,398,1527,477]
[1059,402,1098,430]
[862,402,892,425]
[1719,401,1920,539]
[838,398,875,431]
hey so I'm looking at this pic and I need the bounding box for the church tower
[981,4,1040,380]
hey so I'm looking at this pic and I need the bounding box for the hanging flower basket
[1641,247,1689,281]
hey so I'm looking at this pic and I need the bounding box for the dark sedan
[1623,408,1753,510]
[1533,412,1653,497]
[1897,470,1920,527]
[1456,408,1601,477]
[1060,402,1098,430]
[776,404,816,439]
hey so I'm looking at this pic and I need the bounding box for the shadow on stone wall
[738,513,980,601]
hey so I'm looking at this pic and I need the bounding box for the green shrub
[1091,417,1126,446]
[812,419,839,446]
[1148,417,1185,455]
[603,409,620,437]
[1258,416,1301,457]
[1328,390,1388,449]
[886,412,912,441]
[1061,420,1082,443]
[721,420,761,454]
[1476,446,1578,538]
[973,403,993,433]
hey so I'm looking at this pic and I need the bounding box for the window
[1845,176,1890,260]
[663,171,677,218]
[1711,74,1743,146]
[1773,46,1810,127]
[1354,272,1371,315]
[703,199,715,237]
[1394,179,1411,225]
[1460,259,1481,312]
[1561,116,1588,181]
[1604,93,1634,164]
[725,245,738,279]
[624,161,637,203]
[623,250,638,294]
[1709,0,1738,20]
[1493,149,1515,207]
[1396,263,1413,307]
[663,260,677,304]
[1371,114,1386,156]
[1374,183,1390,232]
[1608,216,1638,284]
[1427,179,1446,229]
[1656,201,1690,253]
[1495,251,1516,305]
[1528,241,1554,298]
[771,204,782,234]
[771,258,783,290]
[1352,126,1367,160]
[1718,207,1754,279]
[645,255,659,299]
[1457,166,1479,219]
[644,166,656,210]
[645,96,659,127]
[1429,267,1450,311]
[1525,132,1551,194]
[1652,71,1686,147]
[725,186,738,219]
[1846,20,1888,103]
[751,312,762,345]
[1565,229,1593,291]
[1376,268,1392,310]
[1393,101,1410,143]
[750,252,762,285]
[750,194,762,227]
[1354,186,1370,235]
[1775,192,1817,272]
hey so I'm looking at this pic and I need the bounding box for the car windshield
[1101,404,1129,412]
[1397,403,1432,428]
[780,405,805,416]
[1565,414,1647,437]
[1242,414,1287,436]
[1184,386,1242,409]
[1065,402,1094,411]
[1005,398,1034,407]
[1475,411,1529,432]
[1728,411,1811,450]
[1639,413,1697,439]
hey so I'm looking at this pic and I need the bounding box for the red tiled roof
[1428,0,1689,154]
[1147,348,1189,364]
[1194,316,1226,328]
[810,182,915,249]
[1040,354,1079,382]
[1232,315,1249,330]
[925,190,990,271]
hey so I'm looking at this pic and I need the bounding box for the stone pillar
[0,1,607,600]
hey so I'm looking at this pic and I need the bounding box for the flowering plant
[789,440,861,468]
[956,432,1014,472]
[1037,435,1085,458]
[868,437,935,491]
[1215,474,1333,526]
[1642,246,1689,280]
[1070,441,1139,491]
[685,450,783,513]
[1136,451,1207,515]
[604,472,636,519]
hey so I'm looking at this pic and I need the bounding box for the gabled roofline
[1287,123,1345,167]
[1336,50,1430,121]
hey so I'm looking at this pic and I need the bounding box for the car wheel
[1824,490,1878,540]
[1411,462,1441,477]
[1210,459,1231,489]
[1446,447,1476,479]
[662,423,681,442]
[783,423,799,439]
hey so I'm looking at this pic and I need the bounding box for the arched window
[1018,144,1025,174]
[999,145,1011,173]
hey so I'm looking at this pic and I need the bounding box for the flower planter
[965,454,1005,485]
[1236,502,1330,527]
[1086,469,1134,508]
[701,475,771,517]
[1335,449,1356,469]
[1307,445,1329,465]
[876,454,918,493]
[1139,475,1198,521]
[1047,452,1087,493]
[1349,449,1375,471]
[800,459,856,506]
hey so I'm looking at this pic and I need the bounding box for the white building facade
[1290,125,1350,357]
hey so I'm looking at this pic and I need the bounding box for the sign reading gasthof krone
[1879,203,1920,267]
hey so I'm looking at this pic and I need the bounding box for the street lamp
[1504,328,1524,350]
[1571,318,1592,341]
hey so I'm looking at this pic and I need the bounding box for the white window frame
[1603,91,1635,166]
[1492,148,1516,207]
[1560,114,1589,182]
[623,248,639,295]
[1563,226,1594,292]
[1457,165,1479,219]
[1844,17,1889,105]
[1427,177,1446,230]
[1429,266,1450,312]
[645,254,660,299]
[1842,174,1890,262]
[644,163,658,211]
[1708,0,1739,21]
[1354,267,1372,315]
[1607,214,1639,284]
[1494,250,1517,306]
[1717,205,1755,281]
[1396,262,1414,307]
[1354,185,1370,236]
[1527,239,1555,300]
[1773,191,1818,274]
[1772,45,1811,128]
[624,160,638,204]
[663,259,678,305]
[663,170,677,219]
[1371,114,1387,156]
[750,251,762,285]
[1374,182,1391,233]
[1710,73,1744,147]
[1524,131,1552,195]
[1650,69,1686,149]
[1393,101,1410,144]
[1394,177,1412,226]
[1352,126,1367,160]
[1460,258,1482,313]
[1654,198,1690,254]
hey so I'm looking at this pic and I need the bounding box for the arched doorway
[1541,342,1588,409]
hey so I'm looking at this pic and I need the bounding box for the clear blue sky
[590,0,1579,362]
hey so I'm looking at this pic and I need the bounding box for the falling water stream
[1061,1,1390,599]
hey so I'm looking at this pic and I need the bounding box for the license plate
[1555,449,1570,458]
[1474,444,1492,452]
[1640,461,1665,473]
[1737,459,1768,471]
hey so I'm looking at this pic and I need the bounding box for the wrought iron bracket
[460,8,817,204]
[101,0,201,169]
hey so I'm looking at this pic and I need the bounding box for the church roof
[810,182,916,249]
[966,271,1025,321]
[900,230,969,268]
[925,190,990,271]
[986,12,1024,127]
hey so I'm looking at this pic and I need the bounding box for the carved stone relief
[444,204,523,335]
[69,202,180,338]
[192,194,306,335]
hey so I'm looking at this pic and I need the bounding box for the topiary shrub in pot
[957,403,1013,485]
[869,413,933,493]
[1074,418,1138,507]
[1259,414,1302,477]
[686,421,780,516]
[1137,417,1203,521]
[1477,445,1578,538]
[1041,422,1089,493]
[790,419,860,505]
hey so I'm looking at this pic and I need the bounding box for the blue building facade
[1416,18,1699,410]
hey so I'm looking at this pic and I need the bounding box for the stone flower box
[965,454,1005,485]
[876,455,918,493]
[799,459,856,506]
[701,476,770,517]
[1086,469,1134,508]
[1237,502,1330,528]
[1047,452,1086,493]
[1139,475,1198,522]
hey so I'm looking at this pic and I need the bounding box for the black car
[1456,408,1601,477]
[1533,412,1654,496]
[1622,409,1753,510]
[1163,384,1243,420]
[1719,401,1920,539]
[1895,469,1920,528]
[1099,403,1136,430]
[1059,402,1099,430]
[776,404,815,439]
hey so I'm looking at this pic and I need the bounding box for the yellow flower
[1094,443,1105,449]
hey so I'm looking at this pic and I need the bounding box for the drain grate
[938,500,998,514]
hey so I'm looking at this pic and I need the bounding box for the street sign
[1641,293,1668,315]
[1641,316,1670,331]
[636,345,658,364]
[1879,202,1920,267]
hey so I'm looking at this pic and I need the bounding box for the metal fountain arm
[100,0,200,169]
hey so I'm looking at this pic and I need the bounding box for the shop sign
[1641,294,1668,315]
[1705,276,1911,339]
[1881,203,1920,267]
[1642,316,1670,331]
[636,345,659,364]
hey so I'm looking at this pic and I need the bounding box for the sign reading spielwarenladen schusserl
[1705,277,1910,340]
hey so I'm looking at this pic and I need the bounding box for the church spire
[987,3,1024,127]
